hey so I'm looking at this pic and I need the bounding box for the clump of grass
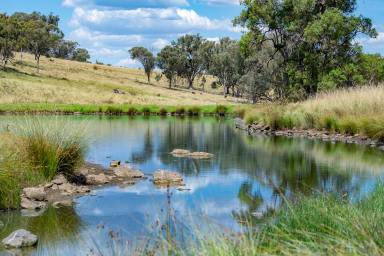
[159,107,168,116]
[215,105,228,116]
[174,106,186,116]
[141,106,151,115]
[105,106,123,115]
[187,106,201,116]
[127,107,138,115]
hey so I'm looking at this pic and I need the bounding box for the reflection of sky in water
[1,116,384,255]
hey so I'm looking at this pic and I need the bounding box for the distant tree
[24,12,63,72]
[359,54,384,86]
[72,48,90,62]
[209,38,244,97]
[156,45,184,88]
[0,14,16,68]
[52,40,78,59]
[129,47,155,83]
[172,34,207,89]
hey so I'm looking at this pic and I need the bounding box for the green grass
[0,103,238,116]
[0,118,86,209]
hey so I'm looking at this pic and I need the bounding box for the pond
[0,116,383,255]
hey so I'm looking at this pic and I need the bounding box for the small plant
[215,105,228,116]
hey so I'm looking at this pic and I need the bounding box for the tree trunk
[147,72,151,84]
[188,79,193,89]
[169,78,172,89]
[36,57,40,73]
[20,49,23,61]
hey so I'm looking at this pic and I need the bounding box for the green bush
[187,106,201,116]
[215,105,228,116]
[159,108,168,116]
[127,107,138,115]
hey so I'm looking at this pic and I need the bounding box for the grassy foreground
[244,86,384,141]
[0,118,86,209]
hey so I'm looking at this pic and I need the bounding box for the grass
[0,53,240,106]
[244,86,384,141]
[0,118,86,209]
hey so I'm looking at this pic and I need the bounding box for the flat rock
[20,208,46,218]
[58,183,76,194]
[76,186,91,193]
[153,170,183,186]
[23,187,46,201]
[113,166,144,179]
[1,229,38,248]
[188,152,214,159]
[170,149,191,156]
[52,199,73,208]
[86,173,110,185]
[52,174,67,185]
[20,198,46,210]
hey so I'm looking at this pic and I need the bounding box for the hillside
[0,53,239,106]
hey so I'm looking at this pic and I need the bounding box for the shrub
[187,106,201,116]
[159,108,168,116]
[174,107,186,115]
[142,107,151,115]
[127,107,138,115]
[215,105,228,116]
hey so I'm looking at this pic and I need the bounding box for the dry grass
[0,53,239,106]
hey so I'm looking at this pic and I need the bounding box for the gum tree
[129,47,155,83]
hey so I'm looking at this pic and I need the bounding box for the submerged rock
[188,152,214,159]
[2,229,38,248]
[113,166,144,179]
[23,187,46,201]
[20,198,46,210]
[52,199,73,208]
[153,170,183,186]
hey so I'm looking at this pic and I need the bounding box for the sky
[0,0,383,67]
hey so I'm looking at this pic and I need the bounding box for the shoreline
[235,118,384,150]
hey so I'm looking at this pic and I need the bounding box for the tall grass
[244,86,384,141]
[0,118,87,208]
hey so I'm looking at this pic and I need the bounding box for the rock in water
[153,170,183,186]
[22,187,46,201]
[188,152,214,159]
[20,198,46,210]
[21,208,46,218]
[52,199,73,208]
[170,149,191,156]
[113,166,144,179]
[2,229,38,248]
[110,160,121,167]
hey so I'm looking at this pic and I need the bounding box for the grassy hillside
[0,53,238,106]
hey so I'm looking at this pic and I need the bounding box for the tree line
[0,12,90,72]
[131,0,384,102]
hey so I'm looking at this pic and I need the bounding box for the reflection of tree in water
[131,126,154,164]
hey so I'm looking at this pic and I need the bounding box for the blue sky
[1,0,383,66]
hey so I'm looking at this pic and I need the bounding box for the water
[0,116,383,255]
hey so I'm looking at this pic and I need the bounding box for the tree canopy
[129,47,155,83]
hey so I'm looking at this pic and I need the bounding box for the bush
[127,107,138,115]
[174,107,186,115]
[159,108,168,116]
[142,107,151,115]
[187,106,201,116]
[215,105,228,116]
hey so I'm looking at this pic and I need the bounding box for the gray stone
[58,183,76,194]
[52,174,67,185]
[51,184,59,190]
[1,229,38,248]
[113,166,144,179]
[20,198,46,210]
[20,208,46,218]
[86,173,110,185]
[76,186,91,193]
[153,170,183,186]
[23,187,46,201]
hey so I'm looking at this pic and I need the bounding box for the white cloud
[367,31,384,45]
[63,0,189,8]
[203,0,239,5]
[152,38,170,50]
[116,58,139,67]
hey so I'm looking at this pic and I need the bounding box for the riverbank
[242,86,384,145]
[0,103,237,117]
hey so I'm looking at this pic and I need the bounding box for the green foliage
[215,105,228,116]
[72,48,90,62]
[129,47,155,83]
[156,45,184,88]
[187,106,201,116]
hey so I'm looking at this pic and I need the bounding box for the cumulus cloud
[203,0,240,5]
[63,0,189,8]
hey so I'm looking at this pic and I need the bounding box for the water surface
[0,116,383,255]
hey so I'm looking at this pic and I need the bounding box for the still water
[0,116,383,255]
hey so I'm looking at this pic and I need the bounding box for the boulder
[113,166,144,179]
[1,229,38,248]
[86,173,110,185]
[22,187,46,201]
[52,174,67,185]
[110,160,121,167]
[20,198,46,210]
[52,199,73,208]
[153,170,183,186]
[188,152,214,159]
[170,149,191,156]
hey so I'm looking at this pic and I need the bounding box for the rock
[76,186,91,193]
[52,199,73,208]
[170,149,191,156]
[153,170,183,186]
[23,187,46,201]
[188,152,214,159]
[51,184,59,191]
[113,166,144,179]
[20,198,46,210]
[1,229,38,248]
[86,173,110,185]
[44,183,53,189]
[110,160,121,167]
[58,183,76,194]
[52,174,67,185]
[20,208,46,218]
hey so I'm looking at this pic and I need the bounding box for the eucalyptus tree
[52,40,78,59]
[235,0,377,99]
[156,45,184,88]
[172,34,208,89]
[0,14,16,68]
[129,47,155,83]
[72,48,90,62]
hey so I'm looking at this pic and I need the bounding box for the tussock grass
[0,118,87,208]
[244,86,384,141]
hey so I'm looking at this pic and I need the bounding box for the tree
[0,14,17,68]
[72,48,90,62]
[209,38,244,97]
[172,34,207,89]
[156,45,184,88]
[235,0,377,99]
[24,12,63,72]
[359,54,384,86]
[52,40,78,59]
[129,47,155,83]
